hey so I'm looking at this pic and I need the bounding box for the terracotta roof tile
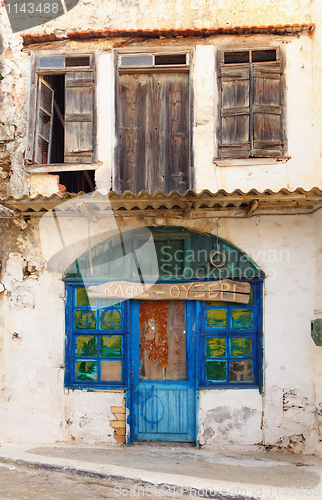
[21,23,314,45]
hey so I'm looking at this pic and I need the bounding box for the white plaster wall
[0,215,318,452]
[199,390,262,449]
[63,390,124,444]
[0,0,312,36]
[313,208,322,456]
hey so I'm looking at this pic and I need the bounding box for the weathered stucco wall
[1,0,312,35]
[0,213,317,451]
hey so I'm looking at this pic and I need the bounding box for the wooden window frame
[25,52,98,174]
[215,46,287,162]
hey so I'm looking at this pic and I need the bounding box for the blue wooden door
[130,300,196,442]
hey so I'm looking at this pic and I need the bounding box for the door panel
[130,300,196,441]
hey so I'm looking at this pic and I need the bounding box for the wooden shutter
[117,71,190,194]
[65,71,94,163]
[153,72,189,193]
[220,65,250,158]
[117,73,153,193]
[35,77,54,164]
[252,63,283,157]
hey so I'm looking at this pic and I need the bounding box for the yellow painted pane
[206,309,227,328]
[206,337,226,357]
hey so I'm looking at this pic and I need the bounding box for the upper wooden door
[116,71,190,194]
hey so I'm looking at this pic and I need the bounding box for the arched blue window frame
[63,227,264,391]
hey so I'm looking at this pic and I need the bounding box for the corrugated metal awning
[2,188,322,218]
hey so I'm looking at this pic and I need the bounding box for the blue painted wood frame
[130,300,197,442]
[64,281,129,390]
[196,279,263,390]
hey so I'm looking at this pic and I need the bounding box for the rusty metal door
[130,300,196,442]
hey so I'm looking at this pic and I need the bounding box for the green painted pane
[100,299,121,308]
[206,337,226,357]
[206,301,228,306]
[76,361,97,381]
[206,309,227,328]
[76,336,97,357]
[206,361,227,381]
[76,288,96,307]
[101,336,122,357]
[75,310,96,330]
[229,360,254,382]
[231,309,253,329]
[100,310,121,330]
[231,337,252,357]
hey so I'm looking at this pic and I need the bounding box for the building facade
[1,0,322,453]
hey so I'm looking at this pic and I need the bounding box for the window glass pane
[229,360,254,382]
[206,309,227,328]
[230,337,252,357]
[206,337,226,357]
[206,361,227,381]
[100,299,120,308]
[155,54,186,65]
[75,310,96,330]
[139,301,186,381]
[252,50,276,62]
[101,360,122,381]
[101,336,122,357]
[38,110,51,141]
[76,288,96,307]
[120,55,153,66]
[66,56,90,67]
[76,361,97,381]
[224,51,249,64]
[38,57,65,68]
[39,81,53,114]
[231,309,253,329]
[76,336,97,357]
[100,310,121,330]
[206,301,228,306]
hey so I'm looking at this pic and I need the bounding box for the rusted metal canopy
[2,188,322,217]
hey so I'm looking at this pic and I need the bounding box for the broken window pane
[101,360,122,381]
[75,310,96,330]
[231,309,253,329]
[229,360,254,382]
[101,336,122,357]
[76,336,97,357]
[206,309,227,329]
[76,360,97,381]
[139,301,186,381]
[206,337,226,357]
[230,337,252,357]
[206,361,227,381]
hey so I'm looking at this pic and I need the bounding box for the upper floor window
[115,52,191,194]
[26,53,96,193]
[218,48,286,159]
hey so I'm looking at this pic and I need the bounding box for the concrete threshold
[0,442,321,500]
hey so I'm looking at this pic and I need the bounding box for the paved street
[0,462,168,500]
